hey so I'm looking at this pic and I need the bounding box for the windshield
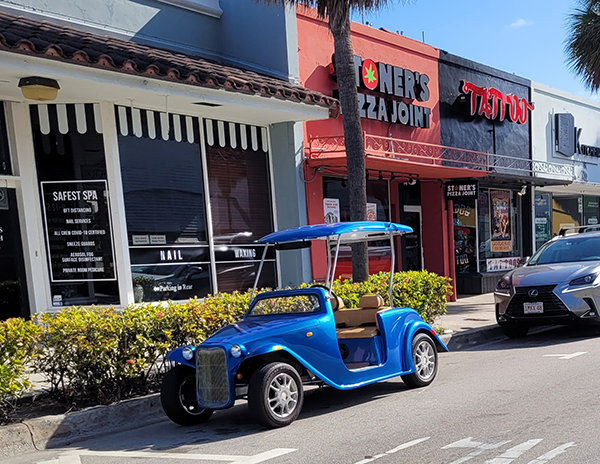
[529,236,600,265]
[248,294,321,316]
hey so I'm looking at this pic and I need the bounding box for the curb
[0,393,165,459]
[440,325,505,350]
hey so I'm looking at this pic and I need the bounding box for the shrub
[0,318,41,424]
[33,291,256,405]
[333,271,452,323]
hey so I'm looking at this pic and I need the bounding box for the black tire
[401,333,438,388]
[501,324,529,339]
[248,362,304,428]
[160,365,214,426]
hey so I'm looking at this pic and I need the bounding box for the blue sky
[353,0,596,100]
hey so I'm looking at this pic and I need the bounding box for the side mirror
[519,256,530,266]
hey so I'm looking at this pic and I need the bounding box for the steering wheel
[311,284,340,312]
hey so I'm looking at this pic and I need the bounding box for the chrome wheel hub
[268,373,298,418]
[414,340,436,380]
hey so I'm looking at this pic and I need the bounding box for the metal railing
[307,134,575,181]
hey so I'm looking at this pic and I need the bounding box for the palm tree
[261,0,394,282]
[565,0,600,91]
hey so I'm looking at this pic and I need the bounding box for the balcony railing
[307,134,575,181]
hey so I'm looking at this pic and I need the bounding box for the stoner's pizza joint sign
[331,56,432,129]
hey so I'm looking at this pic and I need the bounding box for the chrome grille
[507,285,569,316]
[196,347,230,409]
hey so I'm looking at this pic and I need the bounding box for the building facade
[0,0,337,319]
[531,82,600,248]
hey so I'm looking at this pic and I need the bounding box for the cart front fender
[402,321,449,372]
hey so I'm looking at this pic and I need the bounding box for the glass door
[401,205,423,271]
[0,188,29,319]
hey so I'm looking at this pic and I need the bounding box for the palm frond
[565,0,600,92]
[258,0,397,19]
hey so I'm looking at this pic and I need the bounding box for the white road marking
[353,437,430,464]
[485,439,543,463]
[444,439,512,464]
[37,448,297,464]
[543,352,587,360]
[526,442,576,464]
[386,437,431,454]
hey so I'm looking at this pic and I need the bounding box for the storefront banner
[490,190,513,253]
[323,198,340,223]
[486,257,523,273]
[535,217,550,243]
[366,203,377,221]
[445,181,478,200]
[41,180,116,282]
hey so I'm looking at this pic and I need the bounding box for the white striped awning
[115,106,269,152]
[34,103,103,136]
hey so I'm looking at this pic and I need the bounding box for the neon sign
[459,80,534,124]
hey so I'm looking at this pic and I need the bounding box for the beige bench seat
[334,294,389,339]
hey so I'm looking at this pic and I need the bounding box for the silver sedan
[495,227,600,338]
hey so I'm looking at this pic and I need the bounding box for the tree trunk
[329,6,369,282]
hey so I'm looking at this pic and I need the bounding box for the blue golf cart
[160,221,448,428]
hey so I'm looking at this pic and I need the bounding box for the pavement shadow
[49,380,410,453]
[454,325,600,352]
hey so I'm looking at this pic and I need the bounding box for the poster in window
[490,190,512,252]
[41,180,116,282]
[366,202,377,221]
[323,198,340,223]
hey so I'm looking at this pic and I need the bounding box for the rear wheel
[501,324,529,339]
[248,362,304,428]
[160,365,214,426]
[401,333,438,388]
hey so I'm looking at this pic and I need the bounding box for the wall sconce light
[18,76,60,101]
[517,185,527,196]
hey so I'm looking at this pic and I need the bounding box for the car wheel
[160,365,214,426]
[401,333,438,388]
[501,324,529,339]
[248,362,304,428]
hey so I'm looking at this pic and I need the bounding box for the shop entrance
[0,188,29,319]
[401,205,423,270]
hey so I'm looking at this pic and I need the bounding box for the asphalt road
[6,326,600,464]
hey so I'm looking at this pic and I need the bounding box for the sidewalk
[1,293,503,458]
[438,292,504,348]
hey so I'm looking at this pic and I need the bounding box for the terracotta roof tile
[0,10,339,114]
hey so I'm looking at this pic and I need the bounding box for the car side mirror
[519,256,530,266]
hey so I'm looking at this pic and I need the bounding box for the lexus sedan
[495,227,600,338]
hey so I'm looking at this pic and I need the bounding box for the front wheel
[401,333,438,388]
[160,365,214,426]
[248,362,304,428]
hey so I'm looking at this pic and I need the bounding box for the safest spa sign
[331,56,431,129]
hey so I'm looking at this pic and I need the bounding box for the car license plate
[524,302,543,314]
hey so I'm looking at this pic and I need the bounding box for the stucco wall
[0,0,296,81]
[531,82,600,184]
[439,51,531,159]
[297,9,441,145]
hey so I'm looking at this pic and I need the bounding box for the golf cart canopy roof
[257,221,413,245]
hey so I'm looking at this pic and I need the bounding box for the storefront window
[534,193,551,250]
[323,177,390,278]
[552,195,581,236]
[31,104,119,306]
[478,189,522,273]
[454,199,477,274]
[205,120,276,292]
[583,195,599,226]
[119,111,212,302]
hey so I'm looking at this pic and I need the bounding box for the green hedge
[0,318,41,424]
[1,270,450,422]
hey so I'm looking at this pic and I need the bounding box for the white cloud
[510,19,533,28]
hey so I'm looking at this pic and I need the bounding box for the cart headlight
[496,275,511,294]
[570,273,598,286]
[230,344,245,358]
[182,346,195,361]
